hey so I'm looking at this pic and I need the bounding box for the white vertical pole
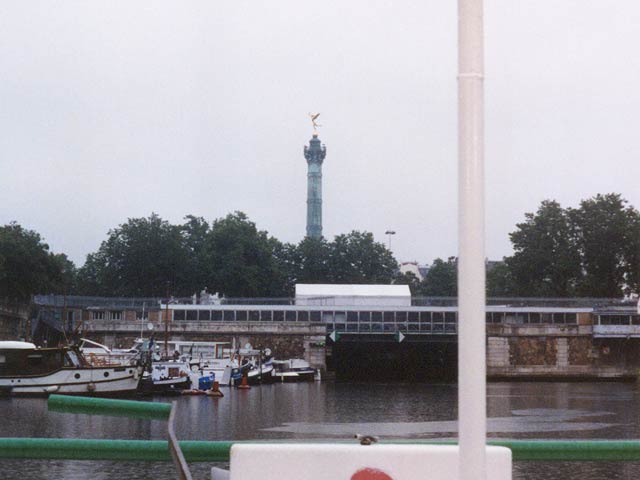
[458,0,486,479]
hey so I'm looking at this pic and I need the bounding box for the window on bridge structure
[223,311,235,321]
[326,324,333,333]
[421,323,431,332]
[553,313,566,324]
[359,323,371,332]
[528,313,540,324]
[408,323,420,332]
[347,311,358,323]
[383,311,395,323]
[396,312,407,323]
[273,311,284,322]
[335,312,347,324]
[383,323,395,332]
[371,323,382,332]
[372,312,382,323]
[397,323,407,332]
[249,310,260,322]
[335,323,346,332]
[633,315,640,325]
[565,313,577,324]
[485,312,493,323]
[236,311,248,321]
[420,311,431,323]
[433,312,444,322]
[492,312,505,323]
[186,310,198,321]
[347,323,358,332]
[609,315,631,325]
[298,311,309,322]
[199,310,211,321]
[173,310,186,321]
[212,310,222,321]
[360,311,371,322]
[322,312,334,323]
[260,311,272,321]
[445,323,456,333]
[285,311,296,322]
[310,311,321,322]
[540,313,552,324]
[506,313,526,324]
[445,312,456,323]
[432,323,444,333]
[408,312,419,323]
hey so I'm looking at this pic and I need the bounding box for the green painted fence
[48,394,172,421]
[1,438,640,462]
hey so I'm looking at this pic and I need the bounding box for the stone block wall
[85,330,326,371]
[488,333,640,380]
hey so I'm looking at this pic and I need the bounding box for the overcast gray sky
[2,1,640,266]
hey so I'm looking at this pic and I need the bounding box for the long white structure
[458,0,487,479]
[295,284,411,307]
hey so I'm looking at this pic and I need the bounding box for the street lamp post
[384,230,396,250]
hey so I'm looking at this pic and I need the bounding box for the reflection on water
[1,382,640,479]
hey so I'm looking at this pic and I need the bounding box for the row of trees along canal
[1,193,639,302]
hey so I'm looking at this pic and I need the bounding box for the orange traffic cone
[237,374,251,389]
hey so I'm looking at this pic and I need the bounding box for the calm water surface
[1,381,640,479]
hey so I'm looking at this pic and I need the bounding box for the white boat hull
[0,366,140,396]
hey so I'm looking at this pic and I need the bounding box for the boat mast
[140,301,146,341]
[458,0,486,479]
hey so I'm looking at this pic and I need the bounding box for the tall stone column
[304,133,326,239]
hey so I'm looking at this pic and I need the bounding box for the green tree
[570,193,640,297]
[0,223,73,301]
[418,257,458,296]
[327,231,397,284]
[76,214,189,297]
[293,236,332,285]
[180,215,211,294]
[203,212,284,297]
[486,261,513,297]
[506,200,580,296]
[269,239,299,297]
[393,271,422,295]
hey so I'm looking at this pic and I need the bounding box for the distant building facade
[399,262,426,281]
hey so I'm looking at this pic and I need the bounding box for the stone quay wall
[82,318,327,372]
[487,322,640,380]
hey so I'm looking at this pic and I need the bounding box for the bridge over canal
[29,296,640,381]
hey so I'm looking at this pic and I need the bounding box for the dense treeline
[410,193,640,298]
[2,193,639,300]
[501,193,640,297]
[0,223,75,301]
[75,212,398,297]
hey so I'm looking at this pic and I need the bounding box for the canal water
[1,381,639,479]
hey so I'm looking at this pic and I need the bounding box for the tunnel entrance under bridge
[328,335,458,382]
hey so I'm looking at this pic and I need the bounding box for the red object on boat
[351,468,394,480]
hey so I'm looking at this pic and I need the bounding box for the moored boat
[137,360,192,395]
[246,359,275,385]
[0,341,141,396]
[272,358,317,382]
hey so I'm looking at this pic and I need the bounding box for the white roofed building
[295,284,411,307]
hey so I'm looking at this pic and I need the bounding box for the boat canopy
[0,341,37,349]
